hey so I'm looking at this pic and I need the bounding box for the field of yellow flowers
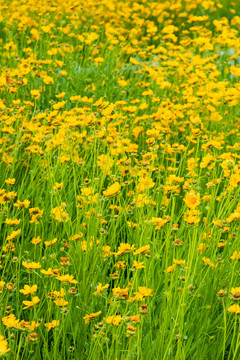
[0,0,240,359]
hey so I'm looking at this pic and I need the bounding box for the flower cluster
[0,0,240,358]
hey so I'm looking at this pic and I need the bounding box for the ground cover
[0,0,240,359]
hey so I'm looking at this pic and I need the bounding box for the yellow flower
[5,218,21,226]
[184,191,200,209]
[217,289,227,297]
[130,57,140,65]
[51,204,69,222]
[133,245,150,256]
[41,268,60,276]
[231,251,240,260]
[0,335,10,354]
[231,288,240,299]
[104,315,114,324]
[56,274,78,284]
[50,288,66,298]
[112,287,129,299]
[218,241,227,249]
[44,320,59,331]
[43,75,54,85]
[0,281,5,292]
[229,172,240,187]
[55,92,66,99]
[17,321,40,331]
[114,261,126,269]
[30,90,40,99]
[5,178,15,185]
[109,271,119,279]
[136,177,155,192]
[173,259,186,266]
[23,296,40,309]
[202,257,218,268]
[105,315,122,326]
[114,243,135,256]
[70,233,83,241]
[184,209,201,225]
[203,195,212,202]
[44,238,58,246]
[212,219,222,228]
[26,333,40,342]
[29,207,44,224]
[93,283,109,296]
[14,199,30,209]
[137,286,154,297]
[53,182,63,190]
[22,261,41,270]
[103,182,120,197]
[227,304,240,314]
[2,314,19,328]
[6,228,21,241]
[53,299,68,307]
[70,95,81,101]
[200,154,214,168]
[197,243,209,254]
[127,314,141,322]
[20,284,37,296]
[53,101,67,110]
[97,154,114,175]
[83,311,102,324]
[32,236,41,245]
[164,264,176,273]
[127,324,137,335]
[133,260,145,269]
[149,217,169,230]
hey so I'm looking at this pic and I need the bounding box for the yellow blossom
[23,296,40,309]
[103,182,120,197]
[20,284,37,296]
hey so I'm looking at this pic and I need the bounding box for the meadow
[0,0,240,359]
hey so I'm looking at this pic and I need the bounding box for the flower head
[20,284,37,296]
[23,296,40,309]
[103,182,120,197]
[83,311,102,324]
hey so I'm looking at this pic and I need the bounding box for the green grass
[0,0,240,359]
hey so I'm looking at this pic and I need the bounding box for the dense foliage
[0,0,240,359]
